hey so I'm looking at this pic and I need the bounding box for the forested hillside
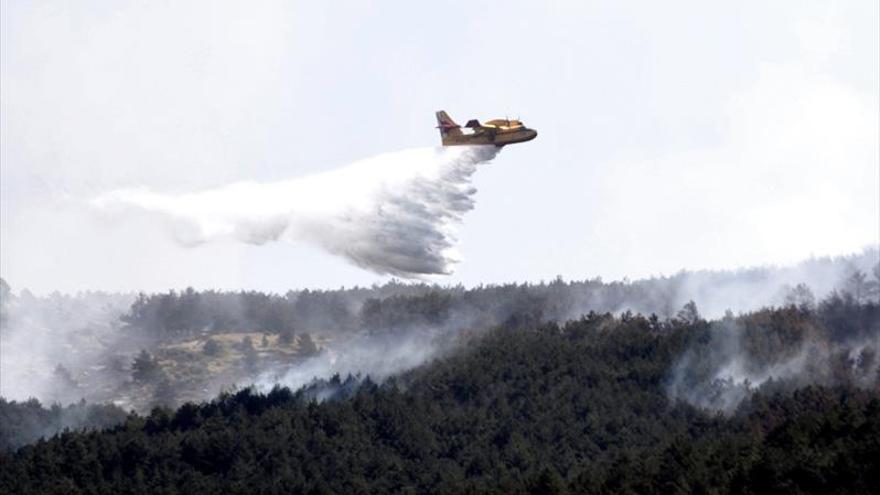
[2,251,875,417]
[2,297,878,494]
[0,399,127,452]
[117,250,879,340]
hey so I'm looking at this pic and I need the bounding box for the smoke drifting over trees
[1,249,876,415]
[0,288,135,404]
[0,399,127,452]
[0,249,878,493]
[2,291,878,492]
[668,296,879,413]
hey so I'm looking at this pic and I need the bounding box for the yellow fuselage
[436,112,538,147]
[442,125,538,147]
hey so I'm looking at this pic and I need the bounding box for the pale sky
[1,1,878,294]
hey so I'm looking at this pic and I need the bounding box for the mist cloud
[0,290,134,404]
[667,303,880,414]
[93,146,499,277]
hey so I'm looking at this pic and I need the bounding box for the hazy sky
[2,1,878,294]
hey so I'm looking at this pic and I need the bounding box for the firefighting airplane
[436,110,537,147]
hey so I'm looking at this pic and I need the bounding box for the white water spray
[93,146,499,277]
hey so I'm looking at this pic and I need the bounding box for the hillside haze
[1,277,878,493]
[1,249,876,410]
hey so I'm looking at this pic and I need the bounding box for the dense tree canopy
[1,299,878,494]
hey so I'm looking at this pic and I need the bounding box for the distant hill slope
[115,249,878,341]
[2,300,878,494]
[2,249,876,411]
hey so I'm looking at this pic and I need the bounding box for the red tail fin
[435,110,462,137]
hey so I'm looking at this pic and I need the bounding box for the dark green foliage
[298,333,319,356]
[154,378,178,408]
[0,398,128,451]
[240,337,259,372]
[784,283,817,310]
[116,257,878,343]
[131,350,162,383]
[676,300,701,325]
[1,304,877,493]
[121,287,362,340]
[278,329,295,345]
[202,338,223,357]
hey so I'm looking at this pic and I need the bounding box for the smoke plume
[667,297,880,414]
[92,146,499,277]
[0,289,135,404]
[255,327,448,399]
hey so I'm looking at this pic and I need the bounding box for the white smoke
[667,317,880,414]
[92,146,500,277]
[255,329,445,398]
[0,290,135,403]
